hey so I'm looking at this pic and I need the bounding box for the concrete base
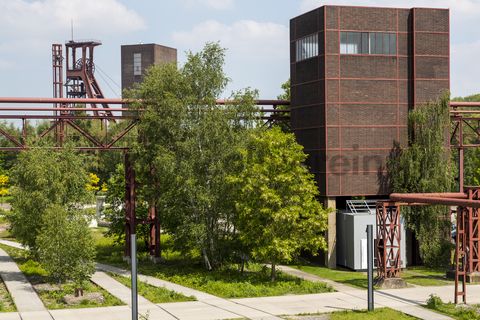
[376,277,407,289]
[122,256,131,265]
[149,256,164,264]
[446,269,480,283]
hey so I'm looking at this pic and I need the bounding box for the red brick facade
[290,5,450,197]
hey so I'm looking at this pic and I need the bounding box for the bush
[37,204,96,296]
[426,294,443,309]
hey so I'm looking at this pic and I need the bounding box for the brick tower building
[290,6,449,267]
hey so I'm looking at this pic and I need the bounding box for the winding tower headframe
[63,40,112,116]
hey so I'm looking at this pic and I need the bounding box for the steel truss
[0,97,289,260]
[376,202,402,279]
[375,102,480,303]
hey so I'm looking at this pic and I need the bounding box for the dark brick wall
[121,44,177,94]
[290,5,449,197]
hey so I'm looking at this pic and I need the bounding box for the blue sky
[0,0,479,100]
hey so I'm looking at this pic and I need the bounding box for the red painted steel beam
[450,102,480,108]
[0,147,129,151]
[0,97,130,104]
[0,97,290,106]
[390,194,480,208]
[216,99,290,106]
[0,115,137,120]
[394,192,468,198]
[0,107,135,112]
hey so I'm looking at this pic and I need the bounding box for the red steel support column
[455,206,467,303]
[148,204,161,258]
[376,202,402,279]
[459,120,464,192]
[467,188,480,275]
[124,153,136,257]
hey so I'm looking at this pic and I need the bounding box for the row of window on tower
[295,31,397,62]
[340,32,397,55]
[296,34,318,62]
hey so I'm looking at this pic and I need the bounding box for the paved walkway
[274,265,353,292]
[0,239,473,319]
[0,248,52,320]
[97,263,282,319]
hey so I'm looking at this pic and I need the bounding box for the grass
[292,264,453,289]
[108,272,196,303]
[400,266,452,286]
[0,243,124,310]
[92,228,333,298]
[293,265,368,289]
[286,308,417,320]
[425,294,480,320]
[328,307,417,319]
[0,278,16,312]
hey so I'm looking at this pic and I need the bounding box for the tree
[103,163,150,247]
[229,127,329,281]
[36,204,95,296]
[9,147,91,252]
[387,95,454,267]
[275,79,291,132]
[127,42,258,268]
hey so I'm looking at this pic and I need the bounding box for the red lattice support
[455,205,467,303]
[376,201,402,279]
[467,188,480,275]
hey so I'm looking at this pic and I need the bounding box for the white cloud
[180,0,234,10]
[171,19,289,98]
[172,20,288,59]
[452,41,480,97]
[0,0,146,40]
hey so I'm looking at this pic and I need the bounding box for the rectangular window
[375,33,383,54]
[361,33,369,54]
[340,32,348,54]
[369,33,376,55]
[389,34,397,55]
[347,32,361,54]
[296,33,319,62]
[341,31,397,56]
[133,53,142,76]
[383,33,390,55]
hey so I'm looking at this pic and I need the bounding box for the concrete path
[0,248,52,319]
[0,240,23,250]
[91,271,177,320]
[275,264,453,320]
[97,263,282,320]
[0,239,469,320]
[274,265,352,292]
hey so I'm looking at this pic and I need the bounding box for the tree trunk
[74,288,84,297]
[202,248,212,271]
[271,263,276,282]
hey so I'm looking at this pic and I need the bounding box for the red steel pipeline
[390,194,480,208]
[0,97,290,106]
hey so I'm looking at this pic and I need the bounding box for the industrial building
[121,43,177,92]
[290,6,449,268]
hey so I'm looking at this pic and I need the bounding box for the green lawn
[400,267,452,286]
[425,294,480,320]
[292,265,452,289]
[293,265,368,289]
[329,307,417,320]
[92,228,333,298]
[0,243,124,310]
[0,278,16,312]
[108,272,196,303]
[285,308,417,320]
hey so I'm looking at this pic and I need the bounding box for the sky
[0,0,479,100]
